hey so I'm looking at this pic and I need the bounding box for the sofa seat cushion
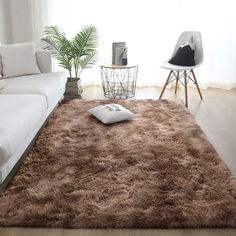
[0,72,67,108]
[0,94,47,165]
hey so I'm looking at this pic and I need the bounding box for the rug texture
[0,99,236,228]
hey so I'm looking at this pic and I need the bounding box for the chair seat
[160,61,200,71]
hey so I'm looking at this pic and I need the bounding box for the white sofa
[0,50,67,188]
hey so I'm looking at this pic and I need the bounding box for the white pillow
[88,103,135,124]
[180,36,195,50]
[0,79,7,91]
[0,42,40,78]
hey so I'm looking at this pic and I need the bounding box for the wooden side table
[100,64,138,99]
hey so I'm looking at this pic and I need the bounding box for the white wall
[0,0,12,44]
[52,0,236,89]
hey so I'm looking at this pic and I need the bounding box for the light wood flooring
[1,86,236,236]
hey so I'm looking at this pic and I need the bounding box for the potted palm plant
[41,25,98,97]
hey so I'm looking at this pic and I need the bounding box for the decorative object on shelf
[100,64,138,99]
[122,47,128,65]
[41,25,99,97]
[112,42,125,64]
[112,42,128,65]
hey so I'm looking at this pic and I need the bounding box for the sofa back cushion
[36,50,52,73]
[0,42,40,78]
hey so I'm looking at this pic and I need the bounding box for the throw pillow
[0,42,40,78]
[0,79,7,91]
[88,103,135,124]
[169,36,196,66]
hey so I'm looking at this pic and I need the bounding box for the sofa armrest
[0,56,2,77]
[35,50,52,73]
[0,42,2,76]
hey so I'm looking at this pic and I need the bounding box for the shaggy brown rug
[0,99,236,228]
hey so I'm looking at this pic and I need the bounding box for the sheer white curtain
[10,0,52,48]
[31,0,53,48]
[50,0,236,89]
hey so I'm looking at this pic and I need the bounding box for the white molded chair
[159,31,203,107]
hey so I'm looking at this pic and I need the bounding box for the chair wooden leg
[184,70,188,107]
[174,71,179,94]
[159,71,173,99]
[191,70,203,100]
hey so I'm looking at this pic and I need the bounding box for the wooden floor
[1,86,236,236]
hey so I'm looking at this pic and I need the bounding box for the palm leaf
[73,25,98,56]
[41,25,99,79]
[41,26,73,73]
[80,52,97,69]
